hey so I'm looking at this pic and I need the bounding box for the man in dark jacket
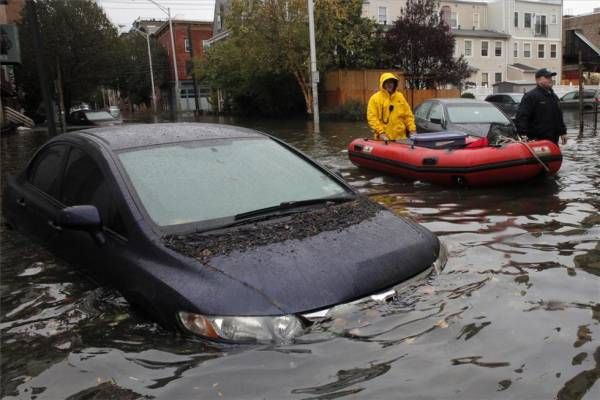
[515,68,567,145]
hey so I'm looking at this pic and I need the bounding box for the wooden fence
[323,69,460,110]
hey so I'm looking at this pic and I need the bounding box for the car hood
[165,200,440,315]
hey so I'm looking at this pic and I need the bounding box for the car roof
[426,98,493,105]
[70,123,265,151]
[486,93,524,97]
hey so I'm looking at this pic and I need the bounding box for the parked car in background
[2,123,446,343]
[108,105,121,119]
[414,99,514,137]
[68,110,121,126]
[69,102,91,113]
[484,93,524,118]
[560,89,600,110]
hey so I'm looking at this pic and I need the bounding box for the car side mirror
[430,118,442,125]
[58,205,106,245]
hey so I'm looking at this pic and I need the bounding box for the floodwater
[1,111,598,399]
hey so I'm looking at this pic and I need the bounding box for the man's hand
[560,134,567,145]
[378,133,389,141]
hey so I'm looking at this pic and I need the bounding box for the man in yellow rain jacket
[367,72,416,141]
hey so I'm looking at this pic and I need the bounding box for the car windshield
[85,111,114,121]
[446,104,510,124]
[118,138,349,227]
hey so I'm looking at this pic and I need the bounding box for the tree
[385,0,474,89]
[199,0,384,115]
[18,0,119,115]
[113,33,170,108]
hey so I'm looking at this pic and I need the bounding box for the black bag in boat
[410,131,467,149]
[487,123,518,146]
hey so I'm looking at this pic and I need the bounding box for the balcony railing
[534,23,548,37]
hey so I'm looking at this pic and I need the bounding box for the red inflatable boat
[348,132,562,187]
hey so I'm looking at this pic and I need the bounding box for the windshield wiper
[234,195,354,221]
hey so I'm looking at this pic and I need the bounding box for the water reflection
[1,110,599,399]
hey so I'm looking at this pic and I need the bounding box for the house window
[524,43,531,58]
[482,72,489,87]
[450,12,458,28]
[551,14,557,24]
[464,40,472,57]
[535,15,547,36]
[441,5,451,25]
[538,44,545,58]
[524,13,532,28]
[378,7,387,24]
[481,41,489,56]
[513,42,518,58]
[473,13,480,29]
[495,72,502,83]
[514,12,518,27]
[185,38,191,53]
[550,44,557,58]
[495,41,502,56]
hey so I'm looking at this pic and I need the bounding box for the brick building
[562,9,600,83]
[154,19,213,112]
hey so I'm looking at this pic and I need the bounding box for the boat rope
[498,136,551,173]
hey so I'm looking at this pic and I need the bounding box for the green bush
[332,100,366,121]
[460,92,476,99]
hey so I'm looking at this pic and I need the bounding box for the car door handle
[48,220,63,232]
[16,198,26,208]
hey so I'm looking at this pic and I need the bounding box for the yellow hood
[379,72,399,91]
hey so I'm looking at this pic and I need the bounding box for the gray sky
[97,0,599,31]
[96,0,215,30]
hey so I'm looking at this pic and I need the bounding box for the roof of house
[509,63,538,72]
[154,19,213,37]
[451,29,511,39]
[573,30,600,57]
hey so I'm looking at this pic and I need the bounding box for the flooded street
[1,112,599,399]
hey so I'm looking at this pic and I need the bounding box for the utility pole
[187,24,200,116]
[307,0,320,133]
[578,50,583,137]
[133,27,157,113]
[146,0,179,117]
[27,0,56,135]
[56,58,66,133]
[167,8,180,117]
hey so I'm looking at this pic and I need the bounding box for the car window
[561,92,577,101]
[583,90,596,99]
[61,147,126,236]
[428,103,443,122]
[446,104,510,124]
[486,95,500,103]
[84,112,114,121]
[501,95,513,103]
[414,102,432,119]
[511,94,523,103]
[28,144,68,198]
[118,138,350,227]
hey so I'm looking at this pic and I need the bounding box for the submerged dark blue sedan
[3,124,446,343]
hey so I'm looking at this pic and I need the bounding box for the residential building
[562,10,600,83]
[362,0,563,87]
[205,0,231,47]
[488,0,562,82]
[154,19,213,112]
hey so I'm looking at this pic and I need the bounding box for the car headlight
[177,311,304,343]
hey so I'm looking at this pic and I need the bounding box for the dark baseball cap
[535,68,557,78]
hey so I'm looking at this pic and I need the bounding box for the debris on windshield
[164,197,383,264]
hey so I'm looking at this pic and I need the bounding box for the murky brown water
[1,112,599,399]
